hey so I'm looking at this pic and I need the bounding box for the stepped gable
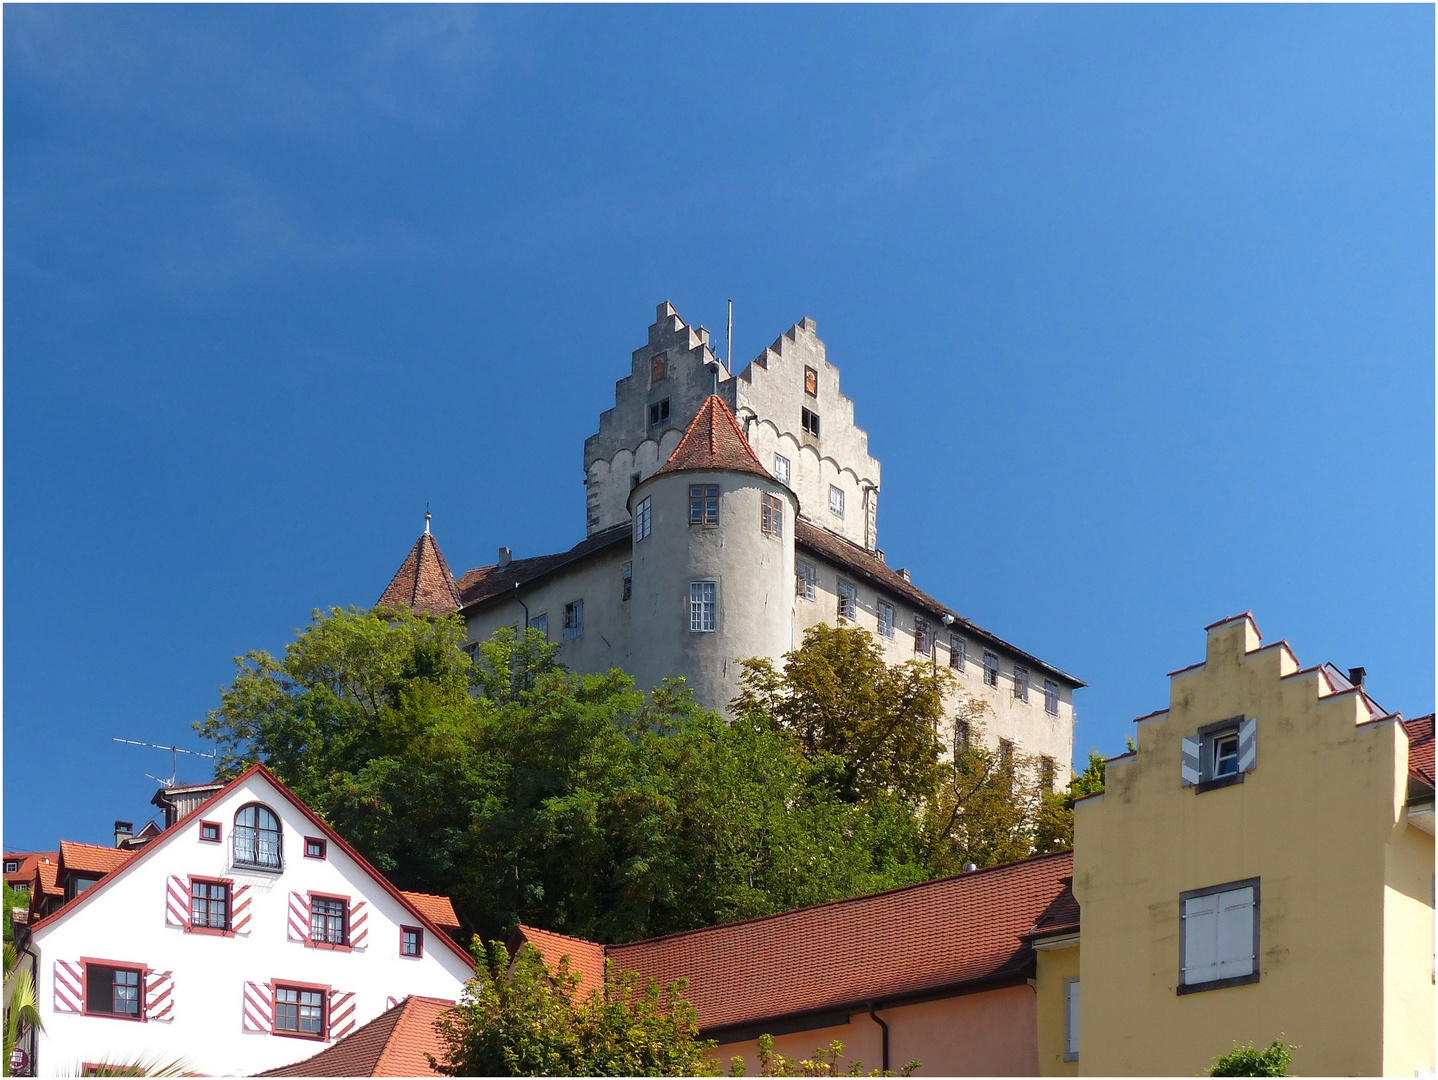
[258,994,454,1076]
[652,394,772,480]
[376,528,462,618]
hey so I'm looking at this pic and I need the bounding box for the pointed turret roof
[653,395,773,480]
[376,519,462,618]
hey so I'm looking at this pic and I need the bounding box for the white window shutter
[1182,893,1219,984]
[1237,718,1257,773]
[53,960,84,1013]
[329,990,357,1042]
[1065,979,1080,1056]
[1215,887,1255,978]
[165,875,188,928]
[242,981,272,1033]
[1180,737,1201,786]
[146,970,175,1023]
[287,892,310,942]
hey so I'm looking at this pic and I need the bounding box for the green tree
[1031,750,1107,854]
[1207,1039,1296,1077]
[431,941,720,1077]
[3,943,41,1078]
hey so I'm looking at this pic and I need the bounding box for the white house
[21,764,474,1077]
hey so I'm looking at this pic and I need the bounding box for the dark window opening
[801,408,821,437]
[85,965,141,1018]
[648,399,670,428]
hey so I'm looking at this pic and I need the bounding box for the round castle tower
[626,395,798,712]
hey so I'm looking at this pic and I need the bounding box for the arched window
[233,803,282,870]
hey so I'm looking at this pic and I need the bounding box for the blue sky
[5,5,1432,850]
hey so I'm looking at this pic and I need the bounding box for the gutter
[1407,796,1435,835]
[868,1002,889,1074]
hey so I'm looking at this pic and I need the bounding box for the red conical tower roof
[653,395,773,480]
[375,518,462,618]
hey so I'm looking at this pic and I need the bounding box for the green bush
[1207,1039,1295,1077]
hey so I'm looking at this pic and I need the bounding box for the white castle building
[379,302,1083,782]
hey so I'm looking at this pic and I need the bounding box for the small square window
[690,581,717,632]
[199,822,221,843]
[563,601,584,640]
[1013,666,1029,702]
[85,964,142,1019]
[984,652,1000,687]
[761,493,784,538]
[1184,717,1256,791]
[804,366,818,397]
[622,562,632,601]
[400,925,424,958]
[275,984,325,1037]
[1044,680,1060,716]
[796,562,816,601]
[652,352,667,382]
[829,486,845,517]
[949,637,965,671]
[773,455,791,485]
[304,837,327,860]
[877,601,895,638]
[837,581,857,621]
[634,497,652,542]
[648,399,670,428]
[689,484,720,526]
[4,861,18,875]
[801,408,821,437]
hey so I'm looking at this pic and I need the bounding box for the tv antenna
[112,738,216,788]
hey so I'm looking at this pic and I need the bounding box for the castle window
[563,601,583,640]
[998,739,1014,770]
[690,582,717,632]
[648,399,670,429]
[1040,756,1056,792]
[804,366,818,397]
[622,562,632,601]
[837,581,857,621]
[762,493,784,538]
[983,652,1000,687]
[652,352,667,383]
[914,617,932,655]
[1013,666,1029,702]
[1044,680,1059,715]
[950,637,966,671]
[802,408,821,437]
[773,455,790,486]
[828,486,844,517]
[529,613,548,640]
[954,719,970,751]
[796,561,816,601]
[630,472,641,491]
[689,484,719,526]
[233,804,282,871]
[877,601,894,638]
[1179,879,1259,992]
[635,497,652,542]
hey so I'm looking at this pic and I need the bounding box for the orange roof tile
[376,530,462,618]
[1405,714,1434,787]
[1027,879,1079,939]
[58,840,134,877]
[4,852,57,887]
[653,395,773,480]
[400,890,460,932]
[258,995,455,1076]
[34,860,61,897]
[512,925,608,1001]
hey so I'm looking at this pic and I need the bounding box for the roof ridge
[652,396,773,480]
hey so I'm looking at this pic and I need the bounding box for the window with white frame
[949,636,965,671]
[828,485,845,517]
[622,562,632,601]
[634,497,652,542]
[1063,978,1080,1061]
[690,582,717,632]
[1044,680,1059,715]
[1013,665,1029,702]
[563,600,583,640]
[1179,879,1259,992]
[795,561,816,601]
[835,580,857,621]
[877,601,894,638]
[774,454,791,486]
[1181,717,1257,791]
[983,652,1000,687]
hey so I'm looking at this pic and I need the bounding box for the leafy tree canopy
[1208,1039,1296,1077]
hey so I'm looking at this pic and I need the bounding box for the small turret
[375,513,462,617]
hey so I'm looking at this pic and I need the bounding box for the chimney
[114,821,133,848]
[1348,666,1366,689]
[874,549,885,563]
[498,547,512,569]
[897,568,911,582]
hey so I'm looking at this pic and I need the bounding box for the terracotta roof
[1405,714,1434,787]
[257,995,454,1077]
[1027,879,1079,939]
[456,524,631,612]
[400,890,460,932]
[377,530,463,618]
[34,860,61,898]
[653,395,772,480]
[58,840,135,877]
[512,925,608,1001]
[3,852,56,887]
[513,851,1072,1036]
[794,519,1085,688]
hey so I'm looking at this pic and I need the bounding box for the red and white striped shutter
[53,960,84,1013]
[328,990,357,1042]
[230,885,253,935]
[287,892,310,942]
[348,900,368,949]
[146,971,175,1023]
[165,875,189,928]
[241,981,272,1033]
[1180,737,1201,786]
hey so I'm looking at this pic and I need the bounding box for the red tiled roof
[1405,714,1434,787]
[513,925,608,1001]
[4,852,57,887]
[653,395,773,480]
[377,530,463,618]
[1027,879,1079,939]
[58,840,135,877]
[34,860,61,898]
[795,519,1085,688]
[400,890,460,932]
[456,524,630,611]
[257,995,454,1077]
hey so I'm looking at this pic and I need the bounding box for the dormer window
[233,804,282,871]
[648,399,670,428]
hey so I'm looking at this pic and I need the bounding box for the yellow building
[1036,613,1434,1077]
